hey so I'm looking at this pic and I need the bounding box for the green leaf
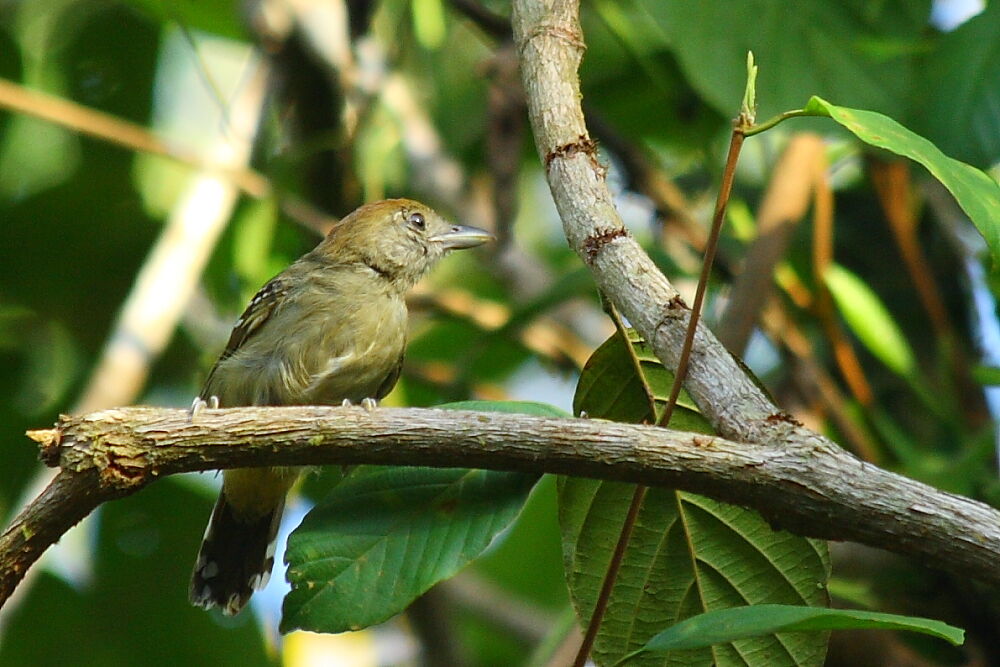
[282,401,545,634]
[562,330,830,666]
[13,319,80,416]
[232,197,278,292]
[620,604,964,662]
[412,0,446,49]
[573,328,713,433]
[822,263,916,378]
[915,2,1000,168]
[803,97,1000,265]
[646,0,928,120]
[282,466,537,633]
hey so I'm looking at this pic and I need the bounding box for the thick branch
[0,469,119,606]
[4,406,1000,608]
[511,1,776,444]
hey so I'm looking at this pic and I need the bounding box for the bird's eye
[407,212,426,230]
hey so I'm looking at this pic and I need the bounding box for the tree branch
[511,0,777,443]
[4,406,1000,609]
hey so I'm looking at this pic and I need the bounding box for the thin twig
[574,122,747,667]
[0,75,334,235]
[0,77,269,198]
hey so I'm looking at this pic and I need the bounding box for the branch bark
[511,0,777,445]
[3,406,1000,609]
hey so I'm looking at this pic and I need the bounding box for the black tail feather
[189,492,285,615]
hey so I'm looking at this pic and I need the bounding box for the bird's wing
[374,353,405,400]
[200,276,289,400]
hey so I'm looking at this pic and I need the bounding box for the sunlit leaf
[803,97,1000,265]
[412,0,446,49]
[823,263,916,378]
[232,197,278,289]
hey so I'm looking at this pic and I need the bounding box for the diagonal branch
[3,406,1000,610]
[511,0,776,443]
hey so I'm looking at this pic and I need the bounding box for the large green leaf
[561,330,830,666]
[282,466,537,633]
[282,400,549,634]
[802,97,1000,265]
[622,604,963,662]
[645,0,928,120]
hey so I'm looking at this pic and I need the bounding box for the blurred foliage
[0,0,997,665]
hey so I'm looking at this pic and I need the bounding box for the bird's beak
[430,224,495,250]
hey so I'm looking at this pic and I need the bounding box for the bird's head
[316,199,493,290]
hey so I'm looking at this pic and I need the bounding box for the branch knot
[518,24,586,55]
[582,227,628,260]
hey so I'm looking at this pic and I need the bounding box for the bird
[189,198,493,615]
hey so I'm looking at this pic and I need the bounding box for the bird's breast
[299,295,408,404]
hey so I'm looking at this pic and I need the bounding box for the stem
[743,108,812,137]
[658,129,746,427]
[573,127,747,666]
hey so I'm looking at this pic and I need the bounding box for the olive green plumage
[190,199,492,615]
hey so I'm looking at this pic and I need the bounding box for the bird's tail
[189,490,285,616]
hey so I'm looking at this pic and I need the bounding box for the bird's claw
[341,397,377,412]
[189,395,220,421]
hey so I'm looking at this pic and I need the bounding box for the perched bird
[189,199,492,615]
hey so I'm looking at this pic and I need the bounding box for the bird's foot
[340,397,377,412]
[189,395,220,421]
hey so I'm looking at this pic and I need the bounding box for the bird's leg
[341,398,353,407]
